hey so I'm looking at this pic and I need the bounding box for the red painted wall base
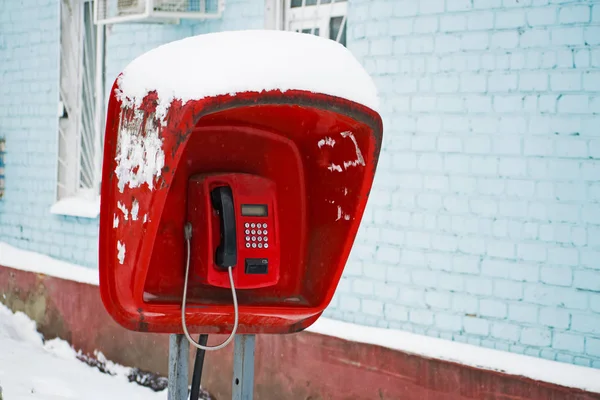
[0,265,598,400]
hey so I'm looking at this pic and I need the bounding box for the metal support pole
[168,334,189,400]
[232,335,256,400]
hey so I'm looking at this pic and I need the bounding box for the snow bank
[0,242,98,285]
[307,317,600,394]
[0,302,44,346]
[0,304,163,400]
[116,30,379,121]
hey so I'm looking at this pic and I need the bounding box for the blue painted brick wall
[320,0,600,368]
[0,0,100,267]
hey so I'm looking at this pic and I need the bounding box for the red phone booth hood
[99,30,383,334]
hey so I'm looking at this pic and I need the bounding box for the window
[284,0,347,46]
[55,0,103,217]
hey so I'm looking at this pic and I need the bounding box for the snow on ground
[0,303,165,400]
[2,241,600,394]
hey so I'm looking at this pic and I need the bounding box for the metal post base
[232,335,256,400]
[167,334,256,400]
[168,334,189,400]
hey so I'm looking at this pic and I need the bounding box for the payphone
[187,173,280,289]
[182,173,282,349]
[98,30,383,346]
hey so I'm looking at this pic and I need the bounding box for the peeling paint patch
[344,188,348,196]
[143,214,148,223]
[318,137,336,148]
[117,241,126,264]
[336,206,351,221]
[340,131,365,169]
[114,88,133,109]
[131,199,139,221]
[113,214,119,228]
[115,88,170,126]
[328,163,343,172]
[344,159,364,169]
[117,201,129,220]
[114,109,165,193]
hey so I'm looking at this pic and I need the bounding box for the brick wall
[322,0,600,368]
[0,0,101,267]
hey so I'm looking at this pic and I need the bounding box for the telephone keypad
[244,219,270,250]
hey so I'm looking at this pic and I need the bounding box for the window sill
[50,196,101,219]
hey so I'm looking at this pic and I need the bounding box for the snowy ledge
[0,242,99,285]
[1,241,599,394]
[306,318,600,394]
[50,196,101,219]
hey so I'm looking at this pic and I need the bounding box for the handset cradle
[211,186,237,268]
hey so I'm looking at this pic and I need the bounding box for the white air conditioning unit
[116,0,146,15]
[153,0,190,12]
[95,0,225,25]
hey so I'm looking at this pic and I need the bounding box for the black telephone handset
[211,186,237,268]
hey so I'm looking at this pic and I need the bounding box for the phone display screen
[241,204,268,217]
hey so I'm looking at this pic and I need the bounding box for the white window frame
[281,0,347,45]
[53,0,106,219]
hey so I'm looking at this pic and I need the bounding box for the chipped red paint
[2,266,599,400]
[100,78,383,334]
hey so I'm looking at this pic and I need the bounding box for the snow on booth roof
[116,30,380,119]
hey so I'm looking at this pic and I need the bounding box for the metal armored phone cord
[181,222,239,351]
